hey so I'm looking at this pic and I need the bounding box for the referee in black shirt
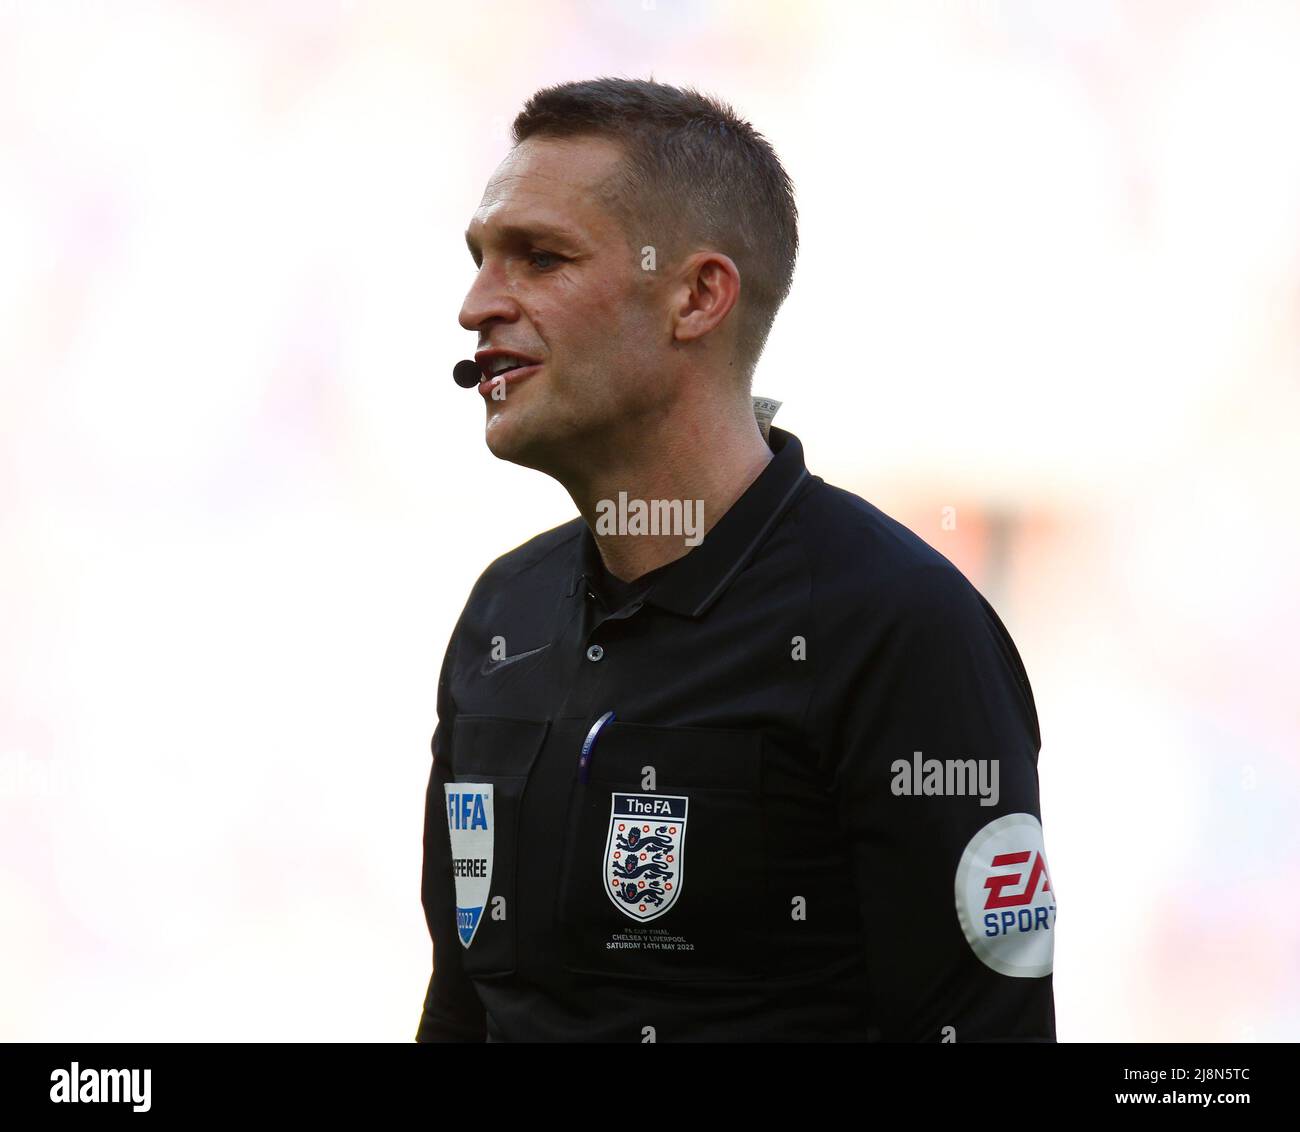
[418,78,1056,1042]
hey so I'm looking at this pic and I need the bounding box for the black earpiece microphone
[453,359,482,388]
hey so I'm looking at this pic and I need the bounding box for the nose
[458,260,520,335]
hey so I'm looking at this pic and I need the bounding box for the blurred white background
[2,0,1297,1040]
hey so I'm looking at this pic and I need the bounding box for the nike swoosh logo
[479,644,551,677]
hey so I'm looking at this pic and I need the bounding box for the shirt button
[586,644,605,662]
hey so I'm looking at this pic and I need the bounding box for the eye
[528,249,563,271]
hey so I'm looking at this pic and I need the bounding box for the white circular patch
[954,812,1055,978]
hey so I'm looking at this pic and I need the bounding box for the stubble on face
[462,136,674,477]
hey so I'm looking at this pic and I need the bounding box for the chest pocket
[448,715,549,978]
[555,720,770,982]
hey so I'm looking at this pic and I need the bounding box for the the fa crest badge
[444,782,494,948]
[604,793,688,921]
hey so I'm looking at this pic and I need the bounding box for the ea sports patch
[444,782,494,947]
[954,812,1055,977]
[604,793,688,921]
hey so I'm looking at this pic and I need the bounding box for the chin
[483,423,520,463]
[484,412,545,469]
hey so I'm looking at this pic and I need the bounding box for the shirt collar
[566,425,813,618]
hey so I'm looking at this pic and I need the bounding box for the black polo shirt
[417,425,1056,1042]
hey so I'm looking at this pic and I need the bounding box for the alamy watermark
[50,1062,150,1112]
[594,493,704,547]
[891,751,1000,807]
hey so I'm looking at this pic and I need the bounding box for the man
[417,78,1056,1042]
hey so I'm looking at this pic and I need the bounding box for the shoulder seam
[788,502,829,786]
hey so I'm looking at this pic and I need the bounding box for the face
[459,135,673,473]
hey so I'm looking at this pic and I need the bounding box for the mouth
[477,362,542,397]
[474,349,544,397]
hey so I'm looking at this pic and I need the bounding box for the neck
[561,396,773,583]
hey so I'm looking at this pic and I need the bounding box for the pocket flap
[585,720,762,792]
[452,716,551,777]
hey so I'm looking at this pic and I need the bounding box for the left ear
[671,251,741,345]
